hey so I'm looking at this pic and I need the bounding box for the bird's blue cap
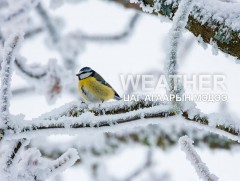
[76,67,92,76]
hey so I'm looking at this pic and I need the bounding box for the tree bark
[112,0,240,60]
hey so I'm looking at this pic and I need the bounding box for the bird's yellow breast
[78,77,115,102]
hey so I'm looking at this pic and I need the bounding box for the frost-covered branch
[15,58,47,79]
[29,122,238,162]
[8,147,79,181]
[164,0,193,109]
[2,98,240,143]
[0,139,27,180]
[14,57,71,104]
[5,140,26,167]
[35,148,79,180]
[113,0,240,61]
[11,101,174,139]
[0,33,23,129]
[0,33,80,181]
[179,136,218,181]
[182,110,240,140]
[0,34,27,181]
[0,0,39,26]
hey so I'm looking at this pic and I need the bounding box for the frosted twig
[0,33,23,129]
[15,57,71,104]
[0,139,27,180]
[39,148,79,179]
[15,58,47,79]
[16,148,79,181]
[164,0,193,109]
[5,140,26,167]
[0,34,26,181]
[179,136,219,181]
[0,0,39,26]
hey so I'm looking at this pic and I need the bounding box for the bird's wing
[94,72,121,100]
[94,72,112,88]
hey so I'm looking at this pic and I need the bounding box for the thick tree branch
[30,124,238,162]
[112,0,240,60]
[2,98,240,143]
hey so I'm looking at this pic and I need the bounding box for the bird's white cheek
[80,72,92,79]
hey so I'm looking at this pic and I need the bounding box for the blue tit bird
[76,67,121,103]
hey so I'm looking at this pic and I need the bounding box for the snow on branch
[179,135,219,181]
[113,0,240,61]
[11,101,174,139]
[1,97,239,143]
[0,139,27,180]
[165,0,193,77]
[14,57,47,79]
[34,148,79,180]
[0,0,39,26]
[15,57,71,104]
[6,147,79,181]
[182,110,240,141]
[164,0,193,108]
[4,140,26,167]
[0,33,23,129]
[29,123,238,162]
[0,33,79,181]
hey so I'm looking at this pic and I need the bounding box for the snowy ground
[9,0,240,180]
